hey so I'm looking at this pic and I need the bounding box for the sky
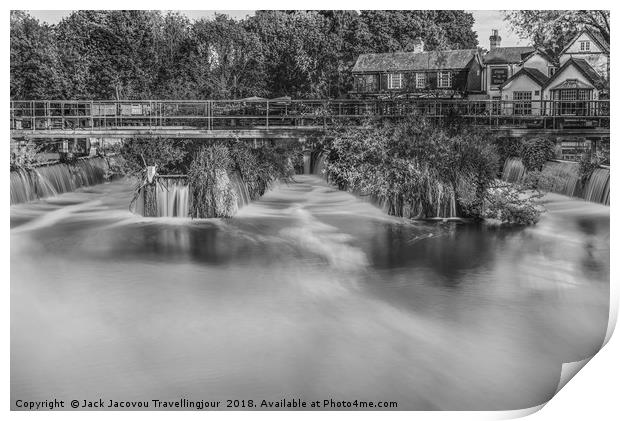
[26,10,528,48]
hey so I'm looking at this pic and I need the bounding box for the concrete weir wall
[10,156,111,205]
[132,172,252,218]
[501,158,610,205]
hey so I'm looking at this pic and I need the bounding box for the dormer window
[580,40,591,51]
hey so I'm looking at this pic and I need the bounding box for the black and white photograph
[7,4,614,415]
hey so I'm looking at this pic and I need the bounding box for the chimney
[490,29,502,50]
[412,38,424,53]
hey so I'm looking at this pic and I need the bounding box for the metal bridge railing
[10,99,611,132]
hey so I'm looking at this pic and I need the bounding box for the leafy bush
[120,137,190,176]
[227,141,297,199]
[323,117,499,219]
[494,137,523,165]
[484,181,544,225]
[188,145,238,218]
[520,169,566,194]
[10,142,41,171]
[520,137,556,171]
[578,151,606,186]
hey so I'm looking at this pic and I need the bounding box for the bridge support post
[58,139,69,161]
[142,166,159,217]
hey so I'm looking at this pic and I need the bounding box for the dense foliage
[320,118,500,219]
[484,181,544,225]
[188,145,239,218]
[10,142,42,171]
[11,10,478,100]
[120,138,192,176]
[578,150,607,186]
[503,10,609,60]
[520,137,557,172]
[119,138,300,217]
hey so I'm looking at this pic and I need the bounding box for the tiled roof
[483,46,535,64]
[588,29,610,53]
[352,49,478,73]
[571,58,605,87]
[521,68,550,86]
[500,67,549,89]
[522,49,557,66]
[545,58,605,89]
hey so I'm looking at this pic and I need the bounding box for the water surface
[11,175,609,410]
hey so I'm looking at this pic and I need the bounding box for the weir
[10,157,110,205]
[501,158,610,205]
[131,171,253,218]
[9,151,610,215]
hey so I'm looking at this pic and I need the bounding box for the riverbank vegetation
[120,138,301,217]
[10,142,42,171]
[319,118,545,224]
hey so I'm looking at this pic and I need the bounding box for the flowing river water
[11,175,609,410]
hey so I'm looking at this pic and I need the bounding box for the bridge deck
[10,99,610,140]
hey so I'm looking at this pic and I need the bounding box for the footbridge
[10,98,610,141]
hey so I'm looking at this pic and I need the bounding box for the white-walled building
[499,68,549,115]
[520,50,557,78]
[558,29,609,83]
[482,30,535,99]
[543,58,605,115]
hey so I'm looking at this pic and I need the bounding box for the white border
[3,1,617,420]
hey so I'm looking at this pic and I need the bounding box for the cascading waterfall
[10,157,109,205]
[501,157,610,205]
[435,184,457,219]
[541,161,581,197]
[501,158,526,183]
[583,167,610,205]
[310,150,328,177]
[134,170,253,217]
[155,177,190,217]
[229,171,251,209]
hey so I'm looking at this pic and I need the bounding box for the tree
[151,12,196,98]
[191,14,267,99]
[503,10,610,58]
[355,10,477,53]
[10,11,64,99]
[11,10,480,100]
[245,11,334,98]
[55,10,162,99]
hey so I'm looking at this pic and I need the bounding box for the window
[513,91,532,115]
[580,40,591,51]
[415,73,426,89]
[437,71,451,88]
[555,88,593,115]
[387,73,402,89]
[358,75,377,92]
[548,67,557,77]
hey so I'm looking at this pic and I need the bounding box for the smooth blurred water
[11,175,609,410]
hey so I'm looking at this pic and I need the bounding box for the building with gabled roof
[558,28,609,85]
[499,67,550,115]
[520,49,558,78]
[543,58,605,115]
[482,29,537,96]
[350,40,483,97]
